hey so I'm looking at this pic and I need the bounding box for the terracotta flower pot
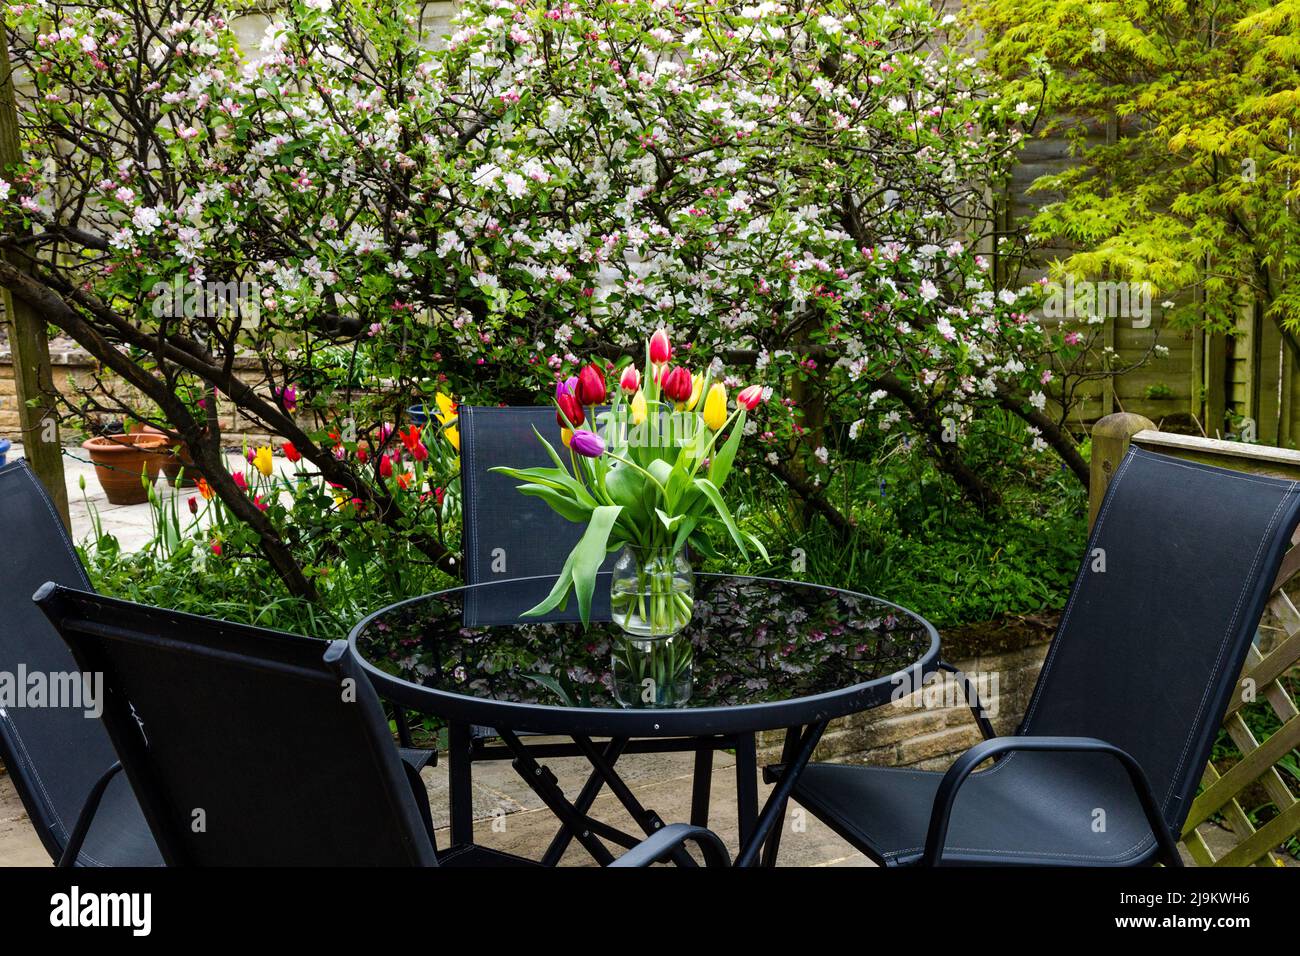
[81,434,169,505]
[133,425,202,487]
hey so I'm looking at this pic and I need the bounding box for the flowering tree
[0,0,1078,595]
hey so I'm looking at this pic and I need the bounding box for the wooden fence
[1090,413,1300,865]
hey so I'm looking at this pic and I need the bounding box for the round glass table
[349,573,939,865]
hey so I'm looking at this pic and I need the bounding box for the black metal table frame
[351,575,941,867]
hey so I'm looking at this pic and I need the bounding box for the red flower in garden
[396,472,414,490]
[187,496,198,515]
[232,471,248,491]
[282,441,301,463]
[410,440,428,462]
[619,366,640,393]
[399,425,421,452]
[356,446,369,464]
[254,495,269,512]
[210,539,222,557]
[435,486,445,507]
[380,454,394,478]
[576,363,607,405]
[662,365,693,403]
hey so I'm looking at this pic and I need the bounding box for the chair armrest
[57,761,123,868]
[922,736,1182,868]
[609,823,731,868]
[937,660,997,742]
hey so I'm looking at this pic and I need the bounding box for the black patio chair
[35,583,729,867]
[0,458,160,866]
[775,447,1300,866]
[449,406,755,860]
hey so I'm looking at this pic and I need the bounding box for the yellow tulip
[435,392,457,425]
[561,427,574,448]
[702,383,727,431]
[685,373,704,411]
[253,445,274,477]
[630,390,647,426]
[445,424,460,451]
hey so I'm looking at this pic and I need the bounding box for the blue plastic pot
[407,404,430,426]
[0,437,10,465]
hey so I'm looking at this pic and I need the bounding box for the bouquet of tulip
[492,330,769,648]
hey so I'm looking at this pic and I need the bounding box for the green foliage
[969,0,1300,332]
[723,446,1087,628]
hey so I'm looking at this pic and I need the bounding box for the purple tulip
[569,429,606,458]
[556,375,578,399]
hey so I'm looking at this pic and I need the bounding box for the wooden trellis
[1090,415,1300,865]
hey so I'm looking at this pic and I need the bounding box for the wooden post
[0,32,68,528]
[1088,412,1155,529]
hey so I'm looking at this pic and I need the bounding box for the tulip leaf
[490,463,597,509]
[692,476,749,561]
[655,508,683,533]
[707,408,746,489]
[515,483,594,523]
[572,504,623,626]
[605,460,646,513]
[521,543,580,619]
[672,514,699,554]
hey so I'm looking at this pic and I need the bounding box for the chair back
[0,459,157,865]
[35,585,438,866]
[1023,447,1300,832]
[459,405,612,625]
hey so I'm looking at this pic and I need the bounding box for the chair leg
[447,721,474,846]
[735,733,758,847]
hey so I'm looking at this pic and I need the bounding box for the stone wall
[0,345,279,446]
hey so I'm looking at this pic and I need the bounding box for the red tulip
[411,440,429,462]
[380,454,393,478]
[649,328,672,364]
[662,365,693,403]
[282,441,302,463]
[399,425,422,452]
[736,385,764,410]
[577,363,607,405]
[232,471,248,491]
[210,539,222,556]
[556,390,584,427]
[187,496,198,515]
[619,366,640,393]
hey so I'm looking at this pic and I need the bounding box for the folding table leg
[734,733,758,847]
[760,726,802,867]
[736,721,827,868]
[541,737,626,866]
[447,721,475,846]
[691,744,713,827]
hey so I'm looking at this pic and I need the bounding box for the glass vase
[609,545,694,707]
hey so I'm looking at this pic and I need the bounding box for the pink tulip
[577,363,607,405]
[649,328,672,363]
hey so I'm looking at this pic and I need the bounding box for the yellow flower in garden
[685,373,704,411]
[253,445,274,477]
[445,424,460,451]
[435,392,457,425]
[561,427,574,448]
[703,383,727,431]
[630,390,647,426]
